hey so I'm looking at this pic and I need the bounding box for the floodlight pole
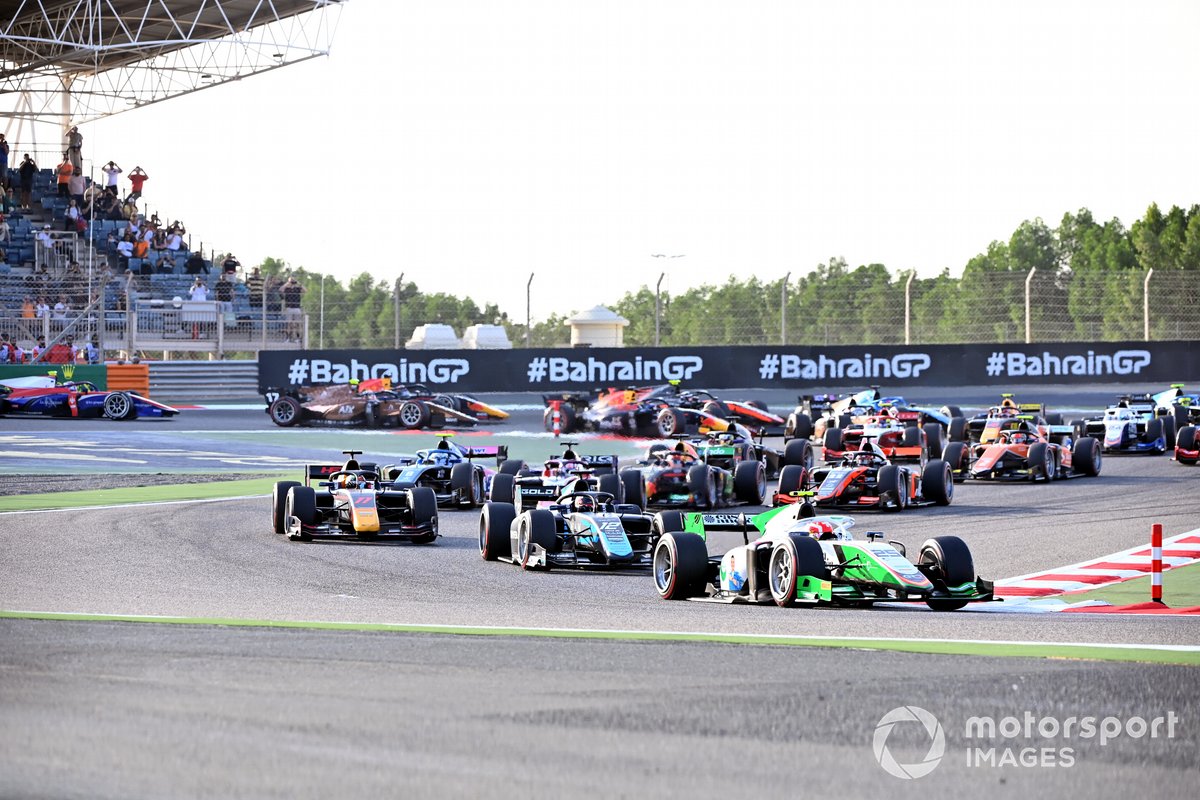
[526,273,534,348]
[781,271,791,345]
[655,272,665,347]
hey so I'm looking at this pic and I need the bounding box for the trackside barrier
[1152,523,1164,604]
[106,363,151,396]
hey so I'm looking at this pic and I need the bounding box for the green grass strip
[1041,562,1200,609]
[1,610,1196,665]
[0,476,289,512]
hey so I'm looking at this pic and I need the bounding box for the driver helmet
[339,473,360,489]
[573,494,595,512]
[426,450,455,465]
[855,451,877,467]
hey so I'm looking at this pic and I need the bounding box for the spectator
[245,266,265,308]
[52,294,69,321]
[20,296,36,338]
[282,275,306,342]
[185,251,208,275]
[166,229,183,251]
[18,154,37,210]
[221,253,241,276]
[64,199,81,233]
[188,276,208,302]
[2,188,16,216]
[66,126,83,170]
[132,235,149,260]
[68,168,85,207]
[30,337,45,362]
[37,224,56,267]
[116,234,134,272]
[45,335,75,364]
[0,133,8,189]
[123,270,139,311]
[56,155,73,198]
[265,273,283,313]
[82,336,101,365]
[102,161,122,193]
[0,213,10,244]
[157,254,176,274]
[127,166,148,201]
[215,272,234,313]
[120,197,138,220]
[35,296,49,320]
[10,340,25,364]
[0,334,11,364]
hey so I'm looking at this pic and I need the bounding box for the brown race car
[264,378,507,429]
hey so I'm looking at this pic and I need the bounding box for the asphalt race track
[1,385,1197,796]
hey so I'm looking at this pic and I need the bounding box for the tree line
[260,203,1200,348]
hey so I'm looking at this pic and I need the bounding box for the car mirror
[888,540,907,557]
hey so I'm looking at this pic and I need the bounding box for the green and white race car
[651,497,994,610]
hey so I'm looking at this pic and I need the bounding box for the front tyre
[268,396,303,427]
[479,501,516,560]
[652,532,708,600]
[769,534,825,608]
[919,535,975,611]
[271,480,300,533]
[102,391,137,420]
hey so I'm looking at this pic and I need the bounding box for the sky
[19,0,1200,325]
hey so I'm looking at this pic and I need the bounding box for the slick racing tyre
[784,412,814,441]
[450,462,481,507]
[769,534,826,608]
[877,465,907,511]
[597,472,623,505]
[823,427,843,456]
[1176,426,1199,464]
[543,403,576,434]
[102,391,136,420]
[687,464,717,509]
[489,473,516,504]
[1028,442,1056,481]
[409,487,439,543]
[921,459,953,505]
[733,460,766,505]
[479,501,516,560]
[919,535,975,611]
[398,400,432,430]
[654,407,684,438]
[268,395,303,427]
[620,469,647,510]
[271,480,300,534]
[499,459,526,476]
[784,438,814,471]
[285,486,317,541]
[776,464,809,497]
[517,510,557,570]
[923,423,944,460]
[1071,435,1101,477]
[653,532,709,600]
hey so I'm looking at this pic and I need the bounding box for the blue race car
[0,375,178,420]
[478,487,662,570]
[380,432,524,509]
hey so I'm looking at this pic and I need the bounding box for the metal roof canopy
[0,0,345,128]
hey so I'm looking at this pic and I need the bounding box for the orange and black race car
[264,378,507,429]
[951,393,1062,444]
[543,383,784,438]
[773,438,954,512]
[271,450,439,542]
[943,419,1101,482]
[820,412,944,464]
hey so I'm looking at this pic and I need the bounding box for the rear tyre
[942,441,969,481]
[620,469,646,510]
[479,501,516,560]
[597,472,623,505]
[1046,412,1064,426]
[901,426,922,448]
[733,460,766,505]
[652,511,686,539]
[948,416,967,443]
[687,464,716,509]
[517,510,557,570]
[272,480,300,533]
[920,535,975,611]
[409,487,439,543]
[785,412,814,441]
[776,464,809,497]
[450,462,477,507]
[490,473,516,504]
[1162,415,1177,449]
[769,534,826,608]
[823,427,844,456]
[784,438,814,471]
[499,458,525,476]
[542,404,577,434]
[653,532,709,600]
[921,459,953,505]
[923,423,944,460]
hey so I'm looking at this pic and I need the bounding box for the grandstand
[1,1,344,362]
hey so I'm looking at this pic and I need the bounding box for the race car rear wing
[460,444,509,462]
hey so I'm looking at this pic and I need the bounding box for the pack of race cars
[265,383,1195,612]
